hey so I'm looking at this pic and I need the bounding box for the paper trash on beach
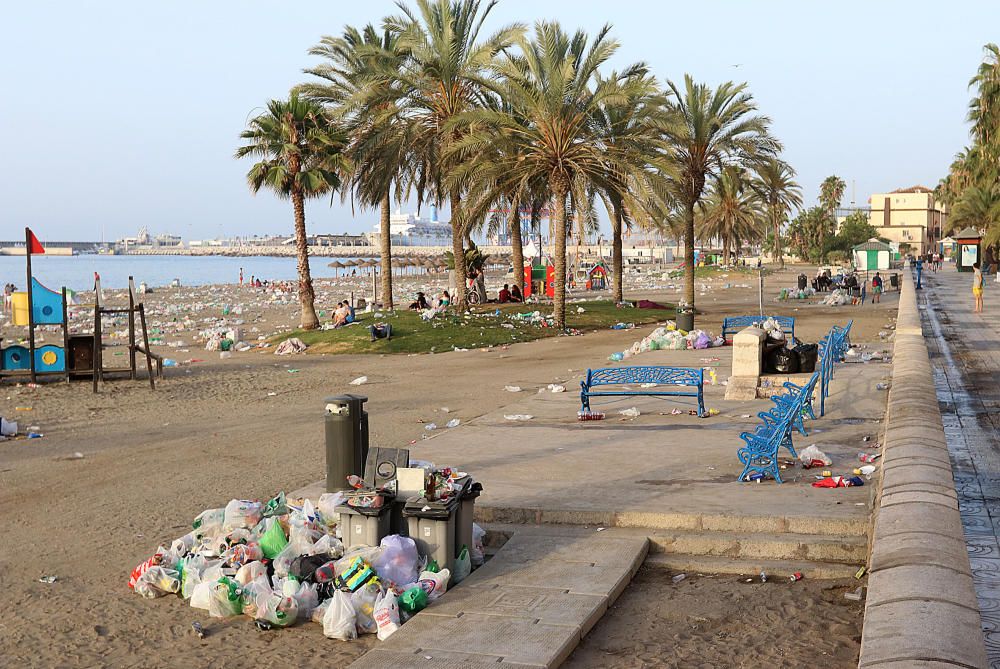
[349,376,368,386]
[503,414,534,421]
[274,338,307,355]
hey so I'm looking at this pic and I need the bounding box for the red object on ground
[129,553,163,589]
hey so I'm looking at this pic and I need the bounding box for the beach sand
[0,266,890,667]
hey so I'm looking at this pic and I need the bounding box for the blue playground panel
[31,277,64,324]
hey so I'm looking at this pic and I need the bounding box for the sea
[0,254,374,292]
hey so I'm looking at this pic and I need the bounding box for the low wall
[859,270,987,667]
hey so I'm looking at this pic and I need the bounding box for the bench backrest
[586,365,702,388]
[722,315,795,336]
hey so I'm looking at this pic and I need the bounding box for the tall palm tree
[300,24,412,310]
[383,0,523,310]
[751,157,801,268]
[447,21,646,327]
[951,186,1000,246]
[969,43,1000,166]
[660,75,778,309]
[818,175,846,263]
[697,166,764,265]
[591,71,671,303]
[235,95,347,329]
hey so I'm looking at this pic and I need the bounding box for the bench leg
[580,392,590,412]
[697,386,705,418]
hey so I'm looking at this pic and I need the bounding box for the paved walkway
[347,526,648,668]
[919,267,1000,666]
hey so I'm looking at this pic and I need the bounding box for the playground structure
[1,228,162,390]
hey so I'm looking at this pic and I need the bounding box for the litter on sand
[349,376,368,386]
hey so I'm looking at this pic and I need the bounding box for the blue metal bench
[738,408,796,483]
[580,366,705,417]
[721,315,795,342]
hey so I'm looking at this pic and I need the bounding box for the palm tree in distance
[446,21,646,327]
[698,166,764,265]
[235,95,347,329]
[752,157,802,268]
[819,175,846,263]
[951,186,1000,247]
[300,24,412,310]
[384,0,524,310]
[660,75,778,310]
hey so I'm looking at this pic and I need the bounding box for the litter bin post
[324,394,369,492]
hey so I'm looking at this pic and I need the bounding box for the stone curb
[859,270,988,669]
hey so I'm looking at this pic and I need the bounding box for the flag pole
[25,227,36,383]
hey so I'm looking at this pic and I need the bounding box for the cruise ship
[367,206,452,247]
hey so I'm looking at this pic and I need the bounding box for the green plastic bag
[399,586,428,614]
[262,491,288,518]
[259,518,289,559]
[452,545,471,585]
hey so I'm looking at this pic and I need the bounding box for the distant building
[367,206,453,247]
[117,226,183,251]
[868,186,947,254]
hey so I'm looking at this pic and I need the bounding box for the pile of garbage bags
[128,491,486,641]
[778,286,816,300]
[608,323,725,361]
[820,289,851,306]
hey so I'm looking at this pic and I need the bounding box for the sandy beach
[0,266,892,668]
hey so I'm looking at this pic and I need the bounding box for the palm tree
[697,166,764,265]
[968,43,1000,166]
[447,22,646,327]
[818,175,846,263]
[660,75,778,309]
[951,186,1000,246]
[235,95,347,329]
[751,157,801,268]
[300,24,412,311]
[591,71,670,303]
[383,0,523,310]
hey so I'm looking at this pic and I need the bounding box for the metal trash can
[676,306,694,332]
[889,273,899,290]
[324,394,369,492]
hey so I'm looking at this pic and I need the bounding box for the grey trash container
[324,394,369,492]
[676,306,694,332]
[338,504,392,550]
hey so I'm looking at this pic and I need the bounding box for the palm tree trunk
[379,189,393,311]
[612,206,624,303]
[450,190,467,310]
[292,189,319,330]
[684,200,696,308]
[552,186,568,328]
[773,209,784,269]
[722,232,731,265]
[509,198,524,294]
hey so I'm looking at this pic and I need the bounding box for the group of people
[408,290,450,311]
[331,299,356,328]
[2,283,16,314]
[497,284,523,303]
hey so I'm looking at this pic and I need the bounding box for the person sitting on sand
[498,284,511,303]
[332,302,348,327]
[409,292,430,310]
[343,298,356,324]
[509,284,522,303]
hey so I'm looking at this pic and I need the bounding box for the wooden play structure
[1,228,162,391]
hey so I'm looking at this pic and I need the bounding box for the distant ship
[367,206,452,247]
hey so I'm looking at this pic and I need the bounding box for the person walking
[973,262,985,313]
[915,256,924,290]
[872,272,883,304]
[239,267,244,286]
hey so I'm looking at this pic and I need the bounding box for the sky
[1,0,996,242]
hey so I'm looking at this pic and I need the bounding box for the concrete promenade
[921,267,1000,666]
[858,268,988,668]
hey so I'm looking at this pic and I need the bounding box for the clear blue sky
[2,0,996,241]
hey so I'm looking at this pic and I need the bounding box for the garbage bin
[454,481,481,561]
[338,504,393,550]
[889,273,899,290]
[403,496,460,577]
[324,394,370,492]
[676,306,694,332]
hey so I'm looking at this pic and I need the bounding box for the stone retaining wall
[859,270,987,668]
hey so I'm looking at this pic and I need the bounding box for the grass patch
[666,265,773,279]
[279,300,674,354]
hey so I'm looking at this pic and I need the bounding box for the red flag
[27,229,45,255]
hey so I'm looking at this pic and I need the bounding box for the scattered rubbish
[192,622,205,638]
[504,386,522,392]
[855,566,867,579]
[760,571,768,583]
[618,407,640,418]
[26,432,43,439]
[577,410,605,421]
[424,423,437,431]
[844,586,864,601]
[38,575,58,584]
[547,384,566,393]
[811,476,864,488]
[671,573,686,584]
[445,419,460,429]
[349,376,368,386]
[274,338,308,355]
[790,572,803,582]
[875,383,888,391]
[503,414,534,421]
[858,452,881,463]
[57,452,85,461]
[854,465,877,477]
[798,445,832,467]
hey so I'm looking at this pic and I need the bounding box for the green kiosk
[954,227,982,273]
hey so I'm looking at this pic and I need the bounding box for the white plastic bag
[257,593,298,627]
[310,534,345,558]
[470,524,486,567]
[351,582,381,634]
[284,580,318,620]
[190,580,213,610]
[235,560,267,586]
[799,444,832,466]
[373,590,401,641]
[323,589,358,640]
[372,535,421,586]
[223,499,262,530]
[403,569,450,602]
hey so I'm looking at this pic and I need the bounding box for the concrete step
[644,553,862,580]
[647,529,867,564]
[475,504,868,537]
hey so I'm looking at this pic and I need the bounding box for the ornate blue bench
[738,408,796,483]
[580,366,705,417]
[721,315,795,342]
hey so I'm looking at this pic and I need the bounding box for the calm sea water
[0,254,374,292]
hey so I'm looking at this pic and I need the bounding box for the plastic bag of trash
[693,332,711,349]
[193,508,225,532]
[351,582,380,634]
[374,589,401,641]
[235,560,267,586]
[618,407,640,418]
[259,517,289,560]
[799,444,832,467]
[223,499,262,530]
[452,546,472,585]
[272,543,298,578]
[258,593,298,627]
[323,589,358,640]
[403,569,450,602]
[190,580,213,610]
[372,535,421,586]
[767,347,799,374]
[317,492,346,526]
[208,578,244,617]
[134,566,180,599]
[470,523,486,567]
[310,534,345,559]
[349,376,367,386]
